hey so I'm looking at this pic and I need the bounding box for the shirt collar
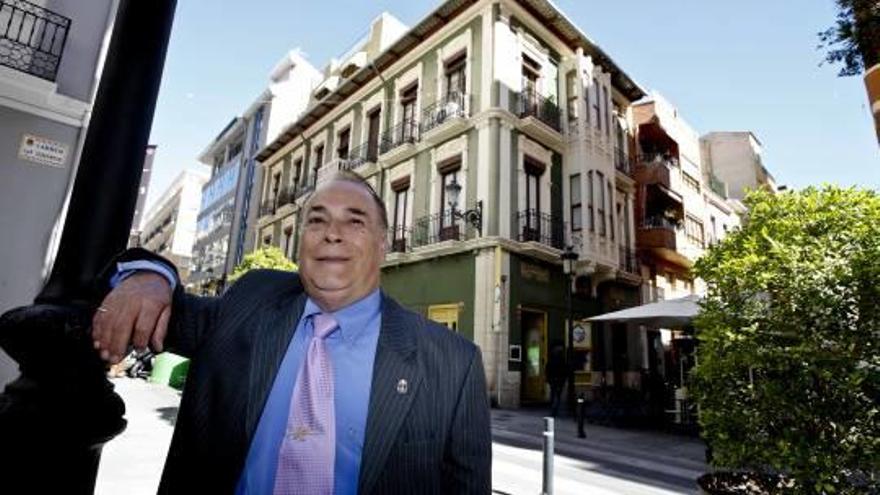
[302,288,382,342]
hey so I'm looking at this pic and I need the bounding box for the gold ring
[96,306,109,313]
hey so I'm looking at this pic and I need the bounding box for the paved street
[97,377,706,494]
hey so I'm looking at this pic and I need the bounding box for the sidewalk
[491,407,707,494]
[96,378,707,494]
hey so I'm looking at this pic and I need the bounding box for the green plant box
[149,352,190,390]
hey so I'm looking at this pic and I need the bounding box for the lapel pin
[396,378,408,395]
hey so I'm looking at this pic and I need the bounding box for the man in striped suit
[92,172,492,494]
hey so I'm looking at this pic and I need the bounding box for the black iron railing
[386,225,411,253]
[411,212,467,247]
[379,119,419,154]
[641,216,682,231]
[517,90,561,131]
[259,199,276,217]
[515,209,565,249]
[0,0,70,81]
[614,148,633,176]
[340,142,376,172]
[638,153,679,168]
[421,92,468,134]
[618,246,639,275]
[294,182,314,200]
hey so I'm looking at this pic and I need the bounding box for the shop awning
[587,294,701,327]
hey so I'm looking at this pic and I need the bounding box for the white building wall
[266,51,323,144]
[170,172,209,257]
[701,131,769,201]
[0,0,117,388]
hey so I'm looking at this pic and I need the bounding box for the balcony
[515,89,563,150]
[638,217,679,250]
[0,0,70,82]
[340,142,377,172]
[517,90,560,131]
[515,209,565,249]
[386,225,411,254]
[637,216,692,267]
[379,119,419,160]
[258,199,276,218]
[411,212,473,248]
[634,153,680,190]
[420,92,469,141]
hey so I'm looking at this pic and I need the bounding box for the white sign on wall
[18,134,69,168]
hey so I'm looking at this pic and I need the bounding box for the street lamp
[444,176,483,235]
[561,245,579,414]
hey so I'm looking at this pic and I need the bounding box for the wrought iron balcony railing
[517,90,561,132]
[0,0,70,81]
[641,216,682,231]
[340,142,376,172]
[618,246,639,275]
[411,212,468,248]
[386,225,411,254]
[259,199,276,217]
[515,209,566,249]
[379,118,419,154]
[638,153,679,169]
[420,92,468,134]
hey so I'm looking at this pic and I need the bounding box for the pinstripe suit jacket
[125,256,492,494]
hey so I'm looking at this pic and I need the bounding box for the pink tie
[274,313,338,495]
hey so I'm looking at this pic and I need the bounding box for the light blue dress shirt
[112,260,178,290]
[235,289,382,495]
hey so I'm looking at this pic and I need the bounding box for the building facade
[189,50,321,291]
[254,0,649,407]
[128,143,156,247]
[140,169,209,284]
[700,131,776,201]
[253,0,765,407]
[623,95,747,396]
[0,0,117,386]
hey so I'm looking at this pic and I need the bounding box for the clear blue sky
[146,0,878,210]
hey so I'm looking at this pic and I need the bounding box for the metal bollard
[542,416,554,495]
[577,394,586,438]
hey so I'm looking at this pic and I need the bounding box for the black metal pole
[38,0,178,305]
[0,1,177,492]
[566,271,575,416]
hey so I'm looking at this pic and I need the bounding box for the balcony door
[337,127,350,161]
[400,85,418,142]
[391,177,410,252]
[445,52,466,98]
[523,157,543,241]
[366,108,381,161]
[522,54,541,113]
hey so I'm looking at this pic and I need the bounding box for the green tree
[819,0,880,76]
[229,246,297,283]
[693,186,880,493]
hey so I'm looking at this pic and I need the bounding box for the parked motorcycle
[125,349,155,379]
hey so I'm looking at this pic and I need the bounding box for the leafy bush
[229,246,297,283]
[693,186,880,493]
